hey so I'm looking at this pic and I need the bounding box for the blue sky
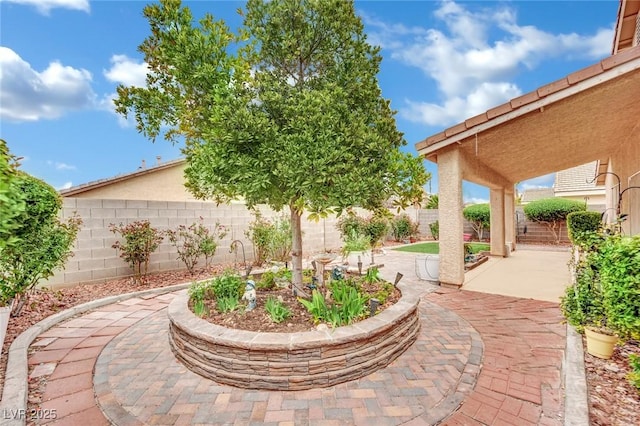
[0,0,618,203]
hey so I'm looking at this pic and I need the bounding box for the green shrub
[425,194,438,209]
[245,211,292,265]
[566,211,602,249]
[265,296,291,323]
[363,214,389,247]
[429,220,439,240]
[0,173,81,314]
[257,268,292,290]
[342,229,370,256]
[166,219,227,274]
[390,214,418,241]
[336,213,366,240]
[299,280,367,327]
[211,271,244,300]
[0,139,26,250]
[463,203,490,240]
[245,211,273,266]
[560,251,605,333]
[524,198,585,243]
[188,280,215,317]
[598,235,640,340]
[627,354,640,391]
[110,220,163,284]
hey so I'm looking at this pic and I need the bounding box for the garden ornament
[242,280,257,311]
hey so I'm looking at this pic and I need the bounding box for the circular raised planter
[168,286,421,390]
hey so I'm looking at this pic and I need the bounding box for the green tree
[0,139,26,250]
[0,173,81,314]
[524,198,585,244]
[463,203,490,240]
[115,0,429,295]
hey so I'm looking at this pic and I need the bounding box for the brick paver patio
[21,283,567,425]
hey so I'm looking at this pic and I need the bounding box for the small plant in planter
[265,296,291,323]
[341,230,371,265]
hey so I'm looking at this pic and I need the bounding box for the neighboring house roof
[554,161,604,194]
[521,188,554,203]
[59,158,186,197]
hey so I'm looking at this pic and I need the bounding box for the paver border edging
[563,324,589,426]
[0,281,192,426]
[168,282,423,390]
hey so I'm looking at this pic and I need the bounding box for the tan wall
[611,130,640,235]
[46,198,348,289]
[72,163,198,202]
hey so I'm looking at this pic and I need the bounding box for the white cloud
[103,55,148,87]
[3,0,89,15]
[47,160,76,170]
[57,181,73,190]
[100,55,149,125]
[401,82,521,125]
[0,47,95,122]
[364,0,614,127]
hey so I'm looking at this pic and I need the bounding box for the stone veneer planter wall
[168,287,421,390]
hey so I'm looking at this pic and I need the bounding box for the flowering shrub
[109,220,163,284]
[166,219,227,274]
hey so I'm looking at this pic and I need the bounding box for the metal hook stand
[229,240,252,279]
[588,172,621,215]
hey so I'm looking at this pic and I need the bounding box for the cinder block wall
[46,199,348,288]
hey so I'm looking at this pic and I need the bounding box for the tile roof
[416,45,640,153]
[521,188,554,203]
[554,161,603,193]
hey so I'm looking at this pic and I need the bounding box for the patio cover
[415,46,640,287]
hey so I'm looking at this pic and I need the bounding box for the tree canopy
[115,0,429,292]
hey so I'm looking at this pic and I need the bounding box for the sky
[0,0,619,204]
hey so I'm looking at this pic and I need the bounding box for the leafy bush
[256,268,292,290]
[0,139,25,250]
[598,235,640,340]
[0,173,81,314]
[166,219,227,274]
[390,214,418,241]
[627,354,640,391]
[265,296,291,323]
[211,271,244,300]
[560,250,605,333]
[429,220,439,240]
[245,211,292,265]
[363,214,389,247]
[342,229,370,256]
[245,211,273,266]
[336,213,366,240]
[268,215,292,262]
[463,203,490,240]
[188,280,215,317]
[110,220,163,284]
[566,211,602,249]
[523,198,585,243]
[425,194,438,209]
[299,280,367,327]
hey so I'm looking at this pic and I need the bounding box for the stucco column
[438,149,465,287]
[504,188,515,252]
[490,188,506,257]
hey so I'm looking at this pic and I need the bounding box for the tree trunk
[290,205,309,298]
